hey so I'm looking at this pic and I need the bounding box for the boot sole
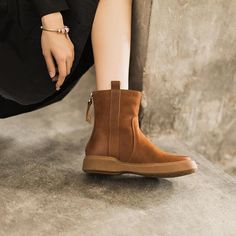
[82,155,198,178]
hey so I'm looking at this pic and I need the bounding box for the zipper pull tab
[86,92,93,123]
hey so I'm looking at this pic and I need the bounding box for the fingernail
[56,86,61,91]
[52,76,58,82]
[49,72,55,78]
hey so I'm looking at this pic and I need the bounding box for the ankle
[95,79,129,90]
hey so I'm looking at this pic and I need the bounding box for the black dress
[0,0,99,118]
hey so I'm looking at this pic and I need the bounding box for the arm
[32,1,74,91]
[32,0,69,17]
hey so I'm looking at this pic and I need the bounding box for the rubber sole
[82,155,198,178]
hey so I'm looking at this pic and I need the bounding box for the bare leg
[91,0,132,90]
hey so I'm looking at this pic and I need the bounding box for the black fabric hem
[0,31,95,119]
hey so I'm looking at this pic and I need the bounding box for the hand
[41,12,75,91]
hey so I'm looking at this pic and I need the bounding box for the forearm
[41,12,64,28]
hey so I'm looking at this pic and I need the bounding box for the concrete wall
[129,0,236,175]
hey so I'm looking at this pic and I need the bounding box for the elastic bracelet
[40,25,70,38]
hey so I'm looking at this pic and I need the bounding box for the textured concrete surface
[0,74,236,236]
[1,0,236,235]
[129,0,236,175]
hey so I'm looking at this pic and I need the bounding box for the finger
[55,58,67,90]
[52,66,59,81]
[66,59,73,75]
[66,49,75,75]
[44,53,56,79]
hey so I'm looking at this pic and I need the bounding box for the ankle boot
[83,80,197,177]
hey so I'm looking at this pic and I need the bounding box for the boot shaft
[85,81,142,160]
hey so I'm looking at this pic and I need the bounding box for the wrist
[41,12,64,29]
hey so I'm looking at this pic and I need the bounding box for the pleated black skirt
[0,0,99,118]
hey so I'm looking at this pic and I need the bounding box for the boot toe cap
[166,154,192,162]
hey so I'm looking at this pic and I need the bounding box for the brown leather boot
[83,80,197,177]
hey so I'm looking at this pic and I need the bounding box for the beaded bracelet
[40,25,70,38]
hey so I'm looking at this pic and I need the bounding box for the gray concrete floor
[0,74,236,236]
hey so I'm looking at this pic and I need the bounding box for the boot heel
[82,155,123,175]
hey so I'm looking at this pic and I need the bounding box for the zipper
[86,92,93,123]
